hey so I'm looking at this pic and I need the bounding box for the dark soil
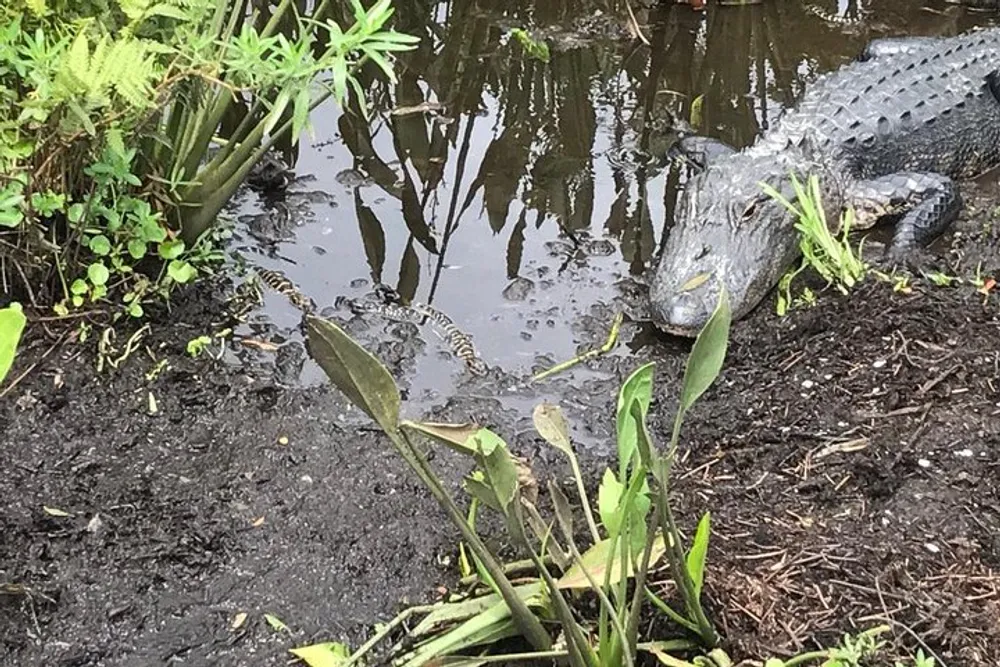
[4,210,999,667]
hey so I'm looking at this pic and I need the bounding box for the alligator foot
[849,171,962,258]
[667,135,737,172]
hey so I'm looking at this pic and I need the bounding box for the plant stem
[654,452,718,647]
[396,430,552,653]
[342,603,438,667]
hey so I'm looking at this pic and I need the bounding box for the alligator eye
[741,200,758,219]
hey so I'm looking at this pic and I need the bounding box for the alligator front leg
[667,136,737,171]
[848,172,962,254]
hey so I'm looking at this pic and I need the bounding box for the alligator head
[650,147,841,336]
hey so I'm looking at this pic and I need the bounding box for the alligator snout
[649,272,717,337]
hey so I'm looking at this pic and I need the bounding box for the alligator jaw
[652,320,701,339]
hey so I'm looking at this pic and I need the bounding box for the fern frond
[55,28,160,111]
[24,0,48,18]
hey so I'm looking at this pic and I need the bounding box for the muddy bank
[2,210,999,666]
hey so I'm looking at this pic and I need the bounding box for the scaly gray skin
[651,28,1000,336]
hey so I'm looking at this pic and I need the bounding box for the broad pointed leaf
[616,362,655,478]
[475,430,518,514]
[597,468,624,534]
[463,471,500,513]
[547,480,575,546]
[556,534,666,590]
[288,642,350,667]
[686,512,711,598]
[401,421,481,456]
[305,316,400,433]
[532,403,573,457]
[678,290,731,416]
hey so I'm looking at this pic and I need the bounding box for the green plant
[764,626,889,667]
[299,289,733,667]
[925,271,960,287]
[1,0,418,320]
[872,269,912,294]
[0,302,27,386]
[763,174,867,315]
[510,28,550,63]
[186,334,212,358]
[898,649,936,667]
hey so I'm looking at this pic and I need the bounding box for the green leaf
[677,290,731,416]
[597,468,624,534]
[330,57,348,106]
[88,234,111,256]
[145,3,191,20]
[68,203,85,223]
[686,512,711,598]
[0,303,27,385]
[288,642,350,667]
[305,316,400,434]
[0,209,24,227]
[292,86,312,141]
[409,581,544,639]
[363,46,396,82]
[401,421,481,456]
[557,534,666,590]
[264,613,289,632]
[158,239,185,260]
[87,262,110,287]
[127,239,147,259]
[689,94,705,130]
[463,471,501,513]
[532,402,573,457]
[616,362,656,477]
[140,220,167,243]
[167,260,196,283]
[548,480,575,543]
[475,429,518,514]
[71,279,88,296]
[263,88,291,138]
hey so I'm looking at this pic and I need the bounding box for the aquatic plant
[0,302,26,387]
[302,288,732,666]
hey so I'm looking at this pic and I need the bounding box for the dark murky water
[224,0,1000,404]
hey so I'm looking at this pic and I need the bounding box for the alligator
[249,267,490,377]
[650,27,1000,336]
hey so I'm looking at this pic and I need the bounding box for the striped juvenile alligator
[651,26,1000,336]
[252,268,489,377]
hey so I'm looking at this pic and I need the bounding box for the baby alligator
[253,268,489,377]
